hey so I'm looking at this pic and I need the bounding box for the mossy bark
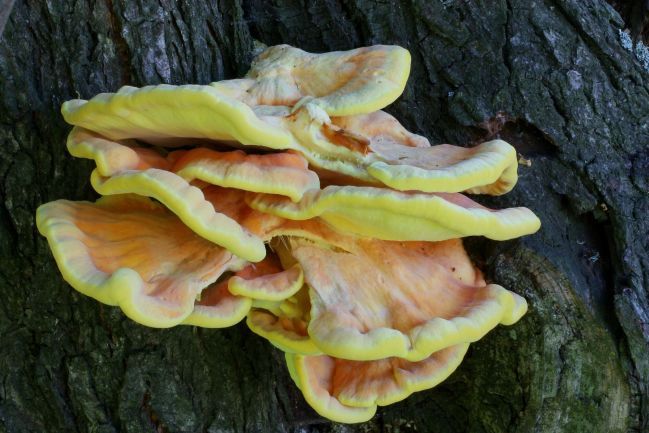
[0,1,647,432]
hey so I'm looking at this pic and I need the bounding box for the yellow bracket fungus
[366,139,518,195]
[173,148,320,202]
[36,195,246,328]
[286,344,469,423]
[39,43,541,424]
[69,127,320,202]
[285,237,527,361]
[62,84,293,148]
[91,169,266,262]
[292,108,519,194]
[213,44,411,116]
[248,185,541,242]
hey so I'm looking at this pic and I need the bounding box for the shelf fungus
[35,195,248,328]
[286,237,526,361]
[213,44,411,116]
[39,43,540,423]
[248,186,541,243]
[286,344,470,423]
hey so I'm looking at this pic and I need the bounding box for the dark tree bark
[0,1,647,432]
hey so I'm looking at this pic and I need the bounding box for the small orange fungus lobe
[183,278,252,328]
[247,284,321,355]
[228,254,304,301]
[201,186,286,239]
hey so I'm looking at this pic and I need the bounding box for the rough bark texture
[0,1,647,432]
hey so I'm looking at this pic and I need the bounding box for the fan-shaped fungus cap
[286,344,470,423]
[257,104,519,195]
[173,148,319,202]
[90,168,266,262]
[330,111,519,195]
[69,126,317,203]
[366,139,518,195]
[61,84,293,148]
[36,195,246,327]
[248,185,541,243]
[212,44,411,116]
[285,237,527,361]
[286,107,520,194]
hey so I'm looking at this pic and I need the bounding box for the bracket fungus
[214,44,411,116]
[38,43,540,423]
[36,195,247,327]
[286,344,470,423]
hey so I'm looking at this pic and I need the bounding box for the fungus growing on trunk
[37,43,540,424]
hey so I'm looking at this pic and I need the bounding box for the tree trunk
[0,1,647,432]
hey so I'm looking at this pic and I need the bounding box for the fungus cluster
[37,44,540,423]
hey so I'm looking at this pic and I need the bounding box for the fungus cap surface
[287,237,527,361]
[36,195,246,327]
[236,44,411,116]
[248,185,541,243]
[91,169,266,262]
[287,343,469,423]
[173,148,319,202]
[62,84,293,148]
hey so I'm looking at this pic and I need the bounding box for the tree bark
[0,1,647,432]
